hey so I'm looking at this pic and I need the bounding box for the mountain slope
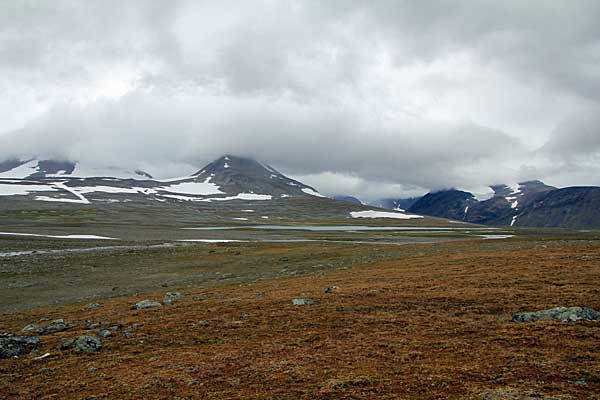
[0,159,153,179]
[0,155,433,233]
[404,180,600,228]
[409,190,475,221]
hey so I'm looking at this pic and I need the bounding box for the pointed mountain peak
[191,155,323,198]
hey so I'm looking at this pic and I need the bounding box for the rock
[56,341,75,351]
[96,329,112,338]
[0,334,40,359]
[512,306,600,323]
[163,292,185,305]
[123,331,134,338]
[38,319,71,335]
[197,320,209,327]
[324,286,338,294]
[127,323,143,331]
[86,322,101,330]
[132,300,162,310]
[255,291,265,297]
[85,303,102,310]
[292,298,315,306]
[73,335,103,353]
[22,323,40,333]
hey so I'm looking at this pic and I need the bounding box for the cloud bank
[1,1,599,200]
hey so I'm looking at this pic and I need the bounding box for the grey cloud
[0,1,599,198]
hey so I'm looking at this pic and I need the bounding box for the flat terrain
[1,238,599,399]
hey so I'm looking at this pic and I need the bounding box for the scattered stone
[22,323,40,333]
[324,286,338,294]
[0,334,40,359]
[38,319,71,335]
[73,335,103,353]
[86,322,101,330]
[161,282,169,287]
[56,341,75,351]
[96,329,112,338]
[279,257,289,262]
[85,303,102,310]
[197,320,209,327]
[163,292,185,305]
[109,323,123,330]
[88,367,98,372]
[127,323,143,331]
[512,306,600,323]
[132,300,162,310]
[255,291,265,297]
[292,298,315,306]
[123,331,134,338]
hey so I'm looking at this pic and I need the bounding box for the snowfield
[350,210,424,220]
[301,188,325,198]
[0,232,117,240]
[160,177,224,196]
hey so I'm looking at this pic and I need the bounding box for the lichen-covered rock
[512,306,600,323]
[73,335,102,353]
[292,298,315,305]
[0,334,40,359]
[132,300,162,310]
[163,292,185,305]
[38,319,71,335]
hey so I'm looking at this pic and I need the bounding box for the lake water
[185,225,499,231]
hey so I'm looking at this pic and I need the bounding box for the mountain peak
[192,155,322,197]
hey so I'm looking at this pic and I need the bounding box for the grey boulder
[163,292,185,305]
[292,298,315,306]
[38,319,71,335]
[512,306,600,323]
[0,334,40,359]
[132,300,162,310]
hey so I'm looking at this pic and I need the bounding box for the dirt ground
[1,238,599,399]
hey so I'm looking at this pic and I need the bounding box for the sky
[1,0,599,201]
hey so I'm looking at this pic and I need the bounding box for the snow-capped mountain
[0,155,328,205]
[0,155,428,226]
[0,159,153,180]
[398,180,600,228]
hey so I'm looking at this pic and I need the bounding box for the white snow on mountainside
[0,156,329,205]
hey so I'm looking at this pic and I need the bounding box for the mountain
[408,189,475,221]
[0,155,430,233]
[404,180,600,228]
[0,158,153,180]
[0,155,326,204]
[370,197,423,212]
[332,195,363,205]
[191,155,322,198]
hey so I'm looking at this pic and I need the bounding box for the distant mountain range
[2,155,598,228]
[373,180,600,228]
[0,155,426,224]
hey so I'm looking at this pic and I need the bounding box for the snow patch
[0,232,117,240]
[208,193,272,201]
[0,160,38,178]
[350,210,424,220]
[301,188,325,198]
[0,183,58,196]
[161,177,223,196]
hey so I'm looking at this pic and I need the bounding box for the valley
[1,155,599,399]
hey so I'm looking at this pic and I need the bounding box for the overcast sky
[1,1,599,200]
